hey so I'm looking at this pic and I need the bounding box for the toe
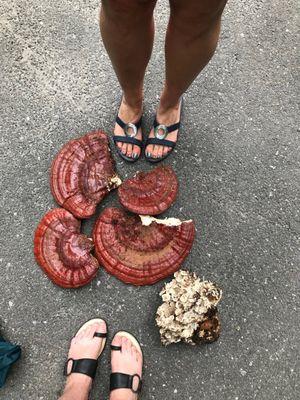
[122,337,130,353]
[99,320,107,334]
[132,145,140,159]
[117,141,123,150]
[136,350,143,375]
[163,146,170,156]
[75,328,85,339]
[157,145,163,159]
[152,145,159,159]
[70,336,77,346]
[121,143,127,155]
[84,326,93,338]
[87,324,97,339]
[111,334,122,348]
[150,145,156,157]
[126,144,133,158]
[89,321,107,339]
[131,346,138,361]
[136,349,142,362]
[146,144,154,158]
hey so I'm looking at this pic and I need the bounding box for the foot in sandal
[113,96,143,162]
[145,97,183,162]
[59,319,107,400]
[109,332,143,400]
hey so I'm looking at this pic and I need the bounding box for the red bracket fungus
[93,207,195,286]
[118,165,178,215]
[50,130,121,219]
[34,208,99,288]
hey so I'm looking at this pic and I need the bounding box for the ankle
[110,390,135,400]
[123,92,143,111]
[61,374,92,399]
[158,93,181,114]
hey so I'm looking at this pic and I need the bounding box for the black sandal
[110,331,143,397]
[145,98,183,163]
[113,115,143,163]
[63,319,107,380]
[110,372,142,395]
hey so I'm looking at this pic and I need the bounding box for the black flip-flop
[63,318,107,381]
[113,115,143,163]
[110,331,143,397]
[145,98,183,163]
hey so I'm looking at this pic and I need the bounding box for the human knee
[170,0,227,36]
[102,0,156,15]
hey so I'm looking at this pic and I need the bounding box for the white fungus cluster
[156,270,222,345]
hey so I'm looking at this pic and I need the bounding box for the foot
[109,334,143,400]
[64,321,107,393]
[145,98,182,159]
[114,96,143,160]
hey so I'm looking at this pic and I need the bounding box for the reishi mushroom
[50,130,121,219]
[118,165,178,215]
[34,208,99,288]
[93,207,195,286]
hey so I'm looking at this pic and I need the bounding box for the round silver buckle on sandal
[154,124,168,140]
[124,122,137,138]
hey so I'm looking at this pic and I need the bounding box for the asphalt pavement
[0,1,299,399]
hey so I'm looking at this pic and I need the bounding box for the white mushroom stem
[140,215,192,227]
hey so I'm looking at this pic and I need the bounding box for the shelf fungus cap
[93,207,195,286]
[34,208,99,288]
[50,130,121,219]
[156,270,222,345]
[118,165,178,215]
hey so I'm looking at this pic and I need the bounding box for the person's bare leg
[109,335,143,400]
[146,0,228,159]
[59,321,107,400]
[100,0,157,158]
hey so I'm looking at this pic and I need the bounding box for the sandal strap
[154,117,180,133]
[145,137,176,148]
[110,372,142,394]
[64,358,98,379]
[110,345,122,351]
[94,332,107,338]
[116,116,142,130]
[113,135,143,147]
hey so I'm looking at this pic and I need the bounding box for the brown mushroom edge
[34,208,99,288]
[156,270,222,345]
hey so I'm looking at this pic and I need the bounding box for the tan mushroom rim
[76,318,107,357]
